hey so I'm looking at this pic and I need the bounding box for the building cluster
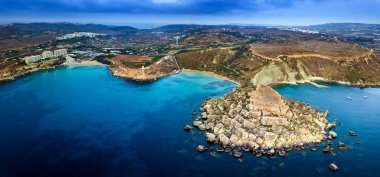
[56,32,106,40]
[69,51,104,60]
[282,27,320,34]
[23,49,68,65]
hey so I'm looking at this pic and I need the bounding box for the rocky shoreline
[0,59,63,83]
[268,78,380,89]
[186,84,342,158]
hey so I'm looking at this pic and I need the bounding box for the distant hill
[0,22,137,51]
[301,23,380,33]
[153,24,210,32]
[0,22,137,38]
[299,23,380,52]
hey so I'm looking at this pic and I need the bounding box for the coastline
[268,78,380,89]
[181,69,241,86]
[0,65,59,83]
[63,60,106,66]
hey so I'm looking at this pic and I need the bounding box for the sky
[1,0,380,27]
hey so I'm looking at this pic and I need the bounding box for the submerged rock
[339,145,351,151]
[349,131,358,136]
[216,146,224,152]
[233,151,243,158]
[322,146,334,153]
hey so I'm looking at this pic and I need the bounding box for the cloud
[0,0,300,14]
[1,0,379,25]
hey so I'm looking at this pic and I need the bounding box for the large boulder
[261,116,289,126]
[218,134,230,146]
[205,132,217,143]
[247,141,260,150]
[263,132,278,147]
[193,121,202,127]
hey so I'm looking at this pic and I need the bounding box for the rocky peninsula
[109,56,180,82]
[191,84,331,156]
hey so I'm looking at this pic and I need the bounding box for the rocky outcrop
[109,56,179,81]
[195,84,329,154]
[0,59,63,82]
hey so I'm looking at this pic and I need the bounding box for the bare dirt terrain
[251,40,373,61]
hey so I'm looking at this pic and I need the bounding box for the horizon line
[1,21,380,29]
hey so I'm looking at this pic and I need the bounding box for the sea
[0,66,379,177]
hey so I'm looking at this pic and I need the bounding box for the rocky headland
[109,56,180,82]
[190,84,331,156]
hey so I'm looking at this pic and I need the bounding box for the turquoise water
[0,67,379,177]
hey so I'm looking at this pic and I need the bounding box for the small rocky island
[191,84,332,156]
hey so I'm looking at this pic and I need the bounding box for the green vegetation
[346,69,360,83]
[221,31,247,39]
[121,61,145,68]
[121,57,160,69]
[217,66,241,78]
[93,55,114,65]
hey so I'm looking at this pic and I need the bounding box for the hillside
[0,23,137,52]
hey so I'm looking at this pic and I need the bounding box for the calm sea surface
[0,66,379,177]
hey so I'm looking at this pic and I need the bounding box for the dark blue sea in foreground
[0,66,379,177]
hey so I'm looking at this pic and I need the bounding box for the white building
[41,51,54,59]
[110,50,121,55]
[23,48,68,65]
[23,55,43,65]
[54,49,68,57]
[56,32,107,40]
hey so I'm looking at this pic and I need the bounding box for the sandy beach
[63,60,106,66]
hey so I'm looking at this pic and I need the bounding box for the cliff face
[252,54,380,86]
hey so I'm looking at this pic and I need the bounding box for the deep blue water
[0,67,379,177]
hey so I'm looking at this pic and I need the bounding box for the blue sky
[1,0,380,26]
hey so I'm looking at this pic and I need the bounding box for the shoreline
[181,69,241,86]
[269,78,380,89]
[63,60,106,67]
